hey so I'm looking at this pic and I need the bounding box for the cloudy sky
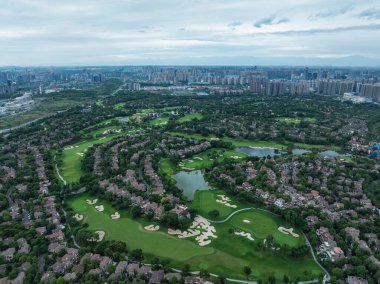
[1,0,380,66]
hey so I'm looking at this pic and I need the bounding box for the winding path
[54,155,67,186]
[207,207,329,283]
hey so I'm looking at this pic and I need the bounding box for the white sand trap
[194,157,203,160]
[231,156,240,159]
[168,229,182,235]
[235,231,254,241]
[95,205,104,212]
[169,216,217,246]
[87,231,105,242]
[216,195,237,208]
[243,219,251,224]
[64,146,74,150]
[75,146,79,148]
[111,212,120,219]
[73,213,83,221]
[144,225,160,231]
[76,152,84,157]
[278,227,299,238]
[99,137,106,140]
[86,199,98,205]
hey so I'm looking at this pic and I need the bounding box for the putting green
[150,117,169,126]
[177,113,203,123]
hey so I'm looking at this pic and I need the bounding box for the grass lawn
[293,143,341,151]
[191,190,249,220]
[177,113,203,123]
[275,117,317,124]
[69,194,214,261]
[159,158,179,176]
[181,148,247,170]
[68,194,323,281]
[114,102,126,110]
[61,135,120,182]
[150,117,169,126]
[167,132,287,150]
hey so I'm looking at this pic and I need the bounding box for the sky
[1,0,380,66]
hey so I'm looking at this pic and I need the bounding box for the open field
[68,193,323,281]
[275,117,317,124]
[150,117,169,126]
[69,194,213,261]
[61,136,117,182]
[159,158,179,176]
[177,113,203,123]
[181,148,247,170]
[168,132,341,151]
[114,102,126,110]
[0,98,89,130]
[191,190,249,220]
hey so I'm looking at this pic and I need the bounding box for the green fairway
[150,117,169,126]
[181,148,247,170]
[68,194,323,281]
[159,158,179,176]
[167,132,287,149]
[275,117,317,124]
[61,135,120,182]
[177,113,203,123]
[191,190,249,220]
[69,195,213,261]
[114,102,126,110]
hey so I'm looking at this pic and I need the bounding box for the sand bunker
[194,157,203,160]
[278,227,299,238]
[168,215,217,246]
[243,219,251,224]
[144,225,160,231]
[87,231,105,242]
[235,231,254,241]
[86,199,98,205]
[64,146,74,150]
[111,212,120,219]
[231,156,241,160]
[95,205,104,212]
[216,195,237,208]
[76,152,84,157]
[73,213,83,221]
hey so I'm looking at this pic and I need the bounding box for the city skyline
[1,0,380,66]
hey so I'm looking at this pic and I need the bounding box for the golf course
[68,193,323,281]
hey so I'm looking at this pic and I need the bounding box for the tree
[283,275,290,283]
[208,209,220,218]
[243,266,252,279]
[130,249,143,262]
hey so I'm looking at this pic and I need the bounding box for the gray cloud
[309,6,353,20]
[227,21,243,29]
[359,9,380,20]
[254,15,289,28]
[0,0,378,66]
[257,24,380,36]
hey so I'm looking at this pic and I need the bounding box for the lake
[235,147,284,157]
[172,170,211,200]
[318,150,351,157]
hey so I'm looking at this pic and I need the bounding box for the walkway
[207,207,329,283]
[54,155,67,186]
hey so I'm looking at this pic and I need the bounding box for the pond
[292,149,311,155]
[235,147,284,157]
[318,150,351,157]
[172,170,211,200]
